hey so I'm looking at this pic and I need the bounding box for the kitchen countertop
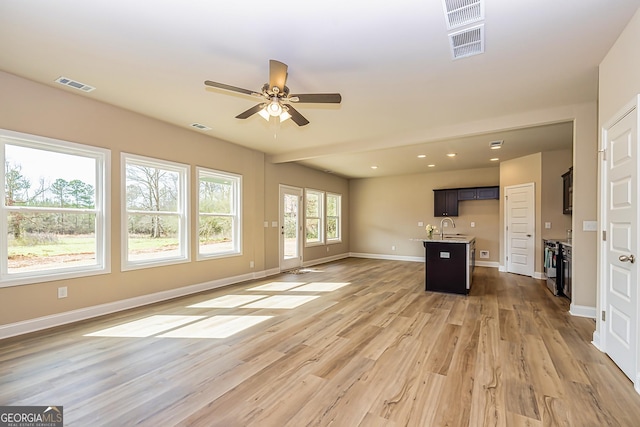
[412,235,476,244]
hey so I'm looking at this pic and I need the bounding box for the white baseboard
[349,252,423,262]
[592,330,603,351]
[475,260,499,268]
[0,270,271,340]
[570,303,596,319]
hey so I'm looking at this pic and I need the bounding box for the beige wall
[541,150,573,240]
[263,162,350,270]
[349,168,500,262]
[0,71,349,327]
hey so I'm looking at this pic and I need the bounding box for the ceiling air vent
[190,123,212,131]
[55,76,95,92]
[449,24,484,59]
[490,140,503,149]
[442,0,484,30]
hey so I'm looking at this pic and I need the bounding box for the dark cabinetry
[457,186,499,201]
[424,241,467,294]
[434,186,499,216]
[433,189,458,216]
[562,167,573,214]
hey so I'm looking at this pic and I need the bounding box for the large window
[1,129,110,286]
[197,167,241,259]
[122,153,189,270]
[326,192,342,243]
[305,189,324,246]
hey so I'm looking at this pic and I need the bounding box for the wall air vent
[449,24,484,60]
[190,123,212,131]
[55,76,95,92]
[442,0,484,30]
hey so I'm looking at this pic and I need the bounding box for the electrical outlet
[250,261,254,268]
[418,221,424,227]
[392,245,396,251]
[545,222,551,229]
[58,286,68,299]
[480,250,489,259]
[471,222,475,227]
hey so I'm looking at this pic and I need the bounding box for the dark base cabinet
[424,242,467,294]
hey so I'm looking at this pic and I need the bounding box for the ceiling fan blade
[205,80,257,96]
[235,103,265,119]
[290,93,342,104]
[269,60,288,93]
[285,105,310,126]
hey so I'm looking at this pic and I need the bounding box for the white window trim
[0,128,111,287]
[196,167,242,260]
[121,153,190,271]
[326,192,342,244]
[305,188,325,247]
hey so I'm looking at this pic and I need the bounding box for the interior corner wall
[263,161,350,271]
[0,71,269,326]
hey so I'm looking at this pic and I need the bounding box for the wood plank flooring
[2,258,640,426]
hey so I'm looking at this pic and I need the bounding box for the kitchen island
[421,236,476,294]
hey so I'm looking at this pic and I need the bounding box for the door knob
[619,254,636,263]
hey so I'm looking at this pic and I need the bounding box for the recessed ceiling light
[417,154,426,158]
[371,165,378,169]
[447,153,457,157]
[428,164,436,168]
[490,158,499,161]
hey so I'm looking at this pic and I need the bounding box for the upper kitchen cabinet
[562,167,573,214]
[434,186,499,217]
[434,189,459,216]
[457,186,499,201]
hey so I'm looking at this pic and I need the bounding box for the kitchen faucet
[440,217,456,238]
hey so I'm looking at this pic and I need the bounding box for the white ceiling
[1,1,638,178]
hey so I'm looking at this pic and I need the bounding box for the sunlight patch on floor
[85,315,205,337]
[292,282,350,292]
[188,294,267,308]
[242,295,320,309]
[158,315,273,339]
[247,282,306,291]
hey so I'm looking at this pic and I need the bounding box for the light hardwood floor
[2,258,640,426]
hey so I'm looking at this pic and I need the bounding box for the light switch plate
[583,220,598,231]
[545,222,551,229]
[418,221,424,227]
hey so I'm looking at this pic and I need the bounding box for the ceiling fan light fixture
[267,99,283,116]
[258,108,270,121]
[279,110,291,122]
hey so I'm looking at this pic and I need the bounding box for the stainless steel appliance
[543,240,562,296]
[561,244,572,299]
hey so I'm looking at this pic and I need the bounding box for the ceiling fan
[204,60,341,127]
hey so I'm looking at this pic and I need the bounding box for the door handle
[619,254,636,263]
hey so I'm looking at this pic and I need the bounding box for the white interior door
[280,185,303,271]
[602,103,638,383]
[505,183,535,276]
